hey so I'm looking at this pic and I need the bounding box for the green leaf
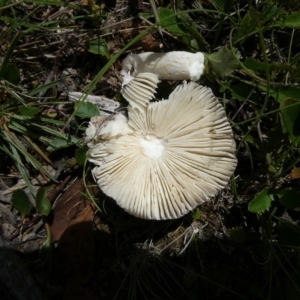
[259,85,300,102]
[19,106,40,116]
[158,7,185,35]
[177,12,207,48]
[275,87,300,102]
[233,8,263,43]
[248,187,274,213]
[27,80,60,96]
[245,135,260,149]
[75,101,100,119]
[75,148,88,166]
[277,188,300,210]
[89,38,109,58]
[36,186,52,216]
[206,46,240,78]
[12,189,32,218]
[229,227,259,244]
[1,64,21,85]
[233,6,285,44]
[282,12,300,28]
[262,5,286,23]
[192,208,202,220]
[229,227,247,243]
[0,32,21,81]
[210,0,234,12]
[221,82,259,102]
[280,99,300,142]
[138,12,154,19]
[243,58,289,72]
[46,137,72,152]
[7,141,36,196]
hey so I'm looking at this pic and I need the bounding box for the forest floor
[0,1,300,299]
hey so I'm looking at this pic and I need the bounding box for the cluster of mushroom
[85,51,237,220]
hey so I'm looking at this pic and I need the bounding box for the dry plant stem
[200,214,219,228]
[8,215,41,241]
[15,17,137,52]
[22,135,52,165]
[68,92,120,113]
[161,226,190,253]
[0,192,10,203]
[0,203,16,224]
[100,17,135,32]
[231,86,256,122]
[32,219,44,234]
[49,174,73,203]
[139,16,179,41]
[99,27,149,39]
[257,122,263,142]
[42,105,70,120]
[44,7,73,21]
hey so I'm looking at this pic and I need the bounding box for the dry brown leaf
[54,204,103,300]
[50,177,99,241]
[291,168,300,179]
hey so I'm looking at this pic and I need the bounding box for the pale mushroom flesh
[121,72,160,112]
[121,51,205,81]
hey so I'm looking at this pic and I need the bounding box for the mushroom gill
[87,81,237,220]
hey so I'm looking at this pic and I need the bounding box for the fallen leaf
[54,204,104,300]
[50,177,99,241]
[291,168,300,179]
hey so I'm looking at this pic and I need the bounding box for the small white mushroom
[85,113,132,147]
[121,51,205,81]
[88,81,237,220]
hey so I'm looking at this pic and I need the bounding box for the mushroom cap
[121,72,160,112]
[89,81,237,220]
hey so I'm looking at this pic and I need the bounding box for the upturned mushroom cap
[121,72,160,112]
[88,81,237,220]
[121,51,205,81]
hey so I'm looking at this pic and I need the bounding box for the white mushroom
[121,72,160,112]
[85,113,132,147]
[88,81,237,220]
[121,51,205,81]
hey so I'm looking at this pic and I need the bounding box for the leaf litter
[1,0,300,299]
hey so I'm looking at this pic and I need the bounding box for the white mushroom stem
[121,51,205,81]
